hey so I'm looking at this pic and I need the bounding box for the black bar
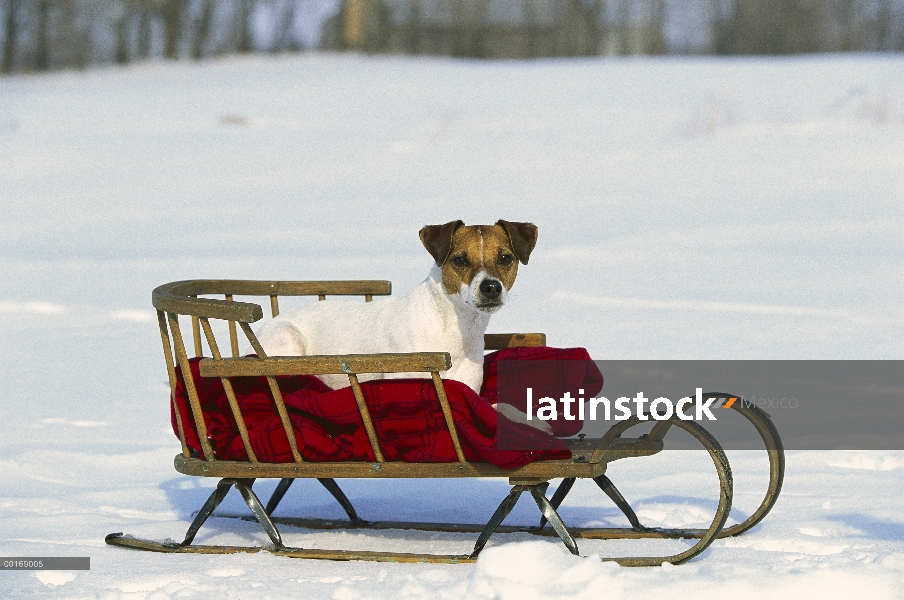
[1,557,90,570]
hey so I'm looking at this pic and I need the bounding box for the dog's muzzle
[479,279,503,300]
[475,278,506,311]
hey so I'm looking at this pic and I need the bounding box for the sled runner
[105,279,784,566]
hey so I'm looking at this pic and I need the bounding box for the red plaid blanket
[171,347,602,469]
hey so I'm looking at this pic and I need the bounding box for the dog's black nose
[479,279,502,300]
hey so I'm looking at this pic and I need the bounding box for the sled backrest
[153,280,394,359]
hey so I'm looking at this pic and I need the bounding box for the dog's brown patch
[420,220,538,296]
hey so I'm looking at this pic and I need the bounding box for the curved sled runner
[106,280,784,565]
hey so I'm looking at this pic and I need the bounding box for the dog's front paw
[492,402,554,435]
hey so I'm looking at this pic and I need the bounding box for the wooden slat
[269,295,279,317]
[348,374,385,462]
[171,436,662,480]
[484,333,547,350]
[264,372,304,463]
[152,281,392,322]
[200,318,257,463]
[239,321,266,357]
[168,313,216,462]
[191,315,203,357]
[172,453,622,480]
[156,279,392,297]
[153,285,263,323]
[226,295,240,357]
[262,516,710,540]
[106,535,475,563]
[158,310,190,458]
[239,322,304,463]
[199,353,451,378]
[273,548,473,564]
[261,280,391,296]
[431,372,466,463]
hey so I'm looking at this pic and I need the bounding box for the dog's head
[419,220,538,313]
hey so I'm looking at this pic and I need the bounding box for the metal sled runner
[105,279,784,565]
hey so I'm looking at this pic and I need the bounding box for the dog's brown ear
[419,220,464,266]
[496,220,538,265]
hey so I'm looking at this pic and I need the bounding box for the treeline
[0,0,325,73]
[2,0,903,74]
[713,0,904,54]
[323,0,904,58]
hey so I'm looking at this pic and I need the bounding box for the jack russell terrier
[255,220,546,431]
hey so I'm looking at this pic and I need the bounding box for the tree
[236,0,255,53]
[136,0,154,59]
[34,0,51,70]
[448,0,488,58]
[163,0,184,59]
[192,0,214,58]
[61,0,90,69]
[405,0,422,54]
[271,0,299,52]
[649,0,666,54]
[116,1,131,64]
[2,0,17,73]
[715,0,830,54]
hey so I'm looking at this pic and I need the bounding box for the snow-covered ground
[1,52,902,598]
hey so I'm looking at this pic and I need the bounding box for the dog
[255,220,538,397]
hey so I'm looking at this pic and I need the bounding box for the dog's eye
[451,255,470,268]
[498,253,515,266]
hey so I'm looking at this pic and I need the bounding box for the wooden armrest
[199,352,452,377]
[153,280,392,322]
[484,333,547,350]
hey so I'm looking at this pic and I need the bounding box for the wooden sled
[105,280,784,566]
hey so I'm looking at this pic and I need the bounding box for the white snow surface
[1,52,903,598]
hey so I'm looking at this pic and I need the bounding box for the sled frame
[105,279,784,565]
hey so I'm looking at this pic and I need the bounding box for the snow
[1,52,903,598]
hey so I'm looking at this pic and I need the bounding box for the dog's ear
[496,220,538,265]
[419,220,464,266]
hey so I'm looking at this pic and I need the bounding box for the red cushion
[171,347,600,469]
[482,346,604,437]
